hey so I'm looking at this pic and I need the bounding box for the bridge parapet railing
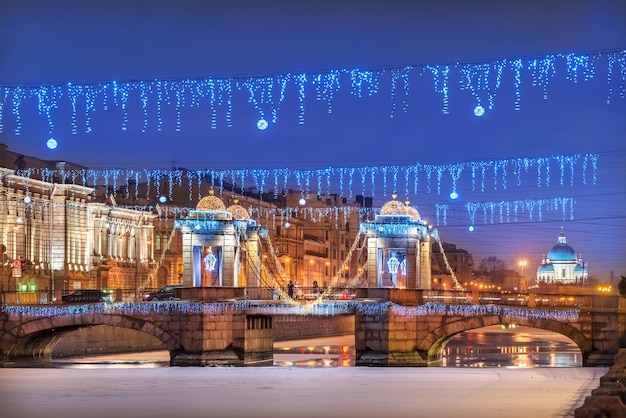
[421,290,598,309]
[530,293,588,308]
[477,292,529,306]
[421,290,474,304]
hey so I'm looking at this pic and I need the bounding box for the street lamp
[518,259,527,276]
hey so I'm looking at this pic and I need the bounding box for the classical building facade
[0,167,156,303]
[537,227,588,284]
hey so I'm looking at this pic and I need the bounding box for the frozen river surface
[0,365,606,418]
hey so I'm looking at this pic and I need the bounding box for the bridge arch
[1,313,180,363]
[423,314,592,363]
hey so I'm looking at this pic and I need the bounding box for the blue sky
[1,0,624,281]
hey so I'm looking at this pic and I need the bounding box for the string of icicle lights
[0,301,580,322]
[10,152,598,202]
[0,49,623,135]
[435,197,576,227]
[9,196,577,230]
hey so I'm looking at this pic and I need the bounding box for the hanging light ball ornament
[473,105,485,117]
[468,225,476,232]
[299,197,306,206]
[46,137,58,149]
[256,118,268,130]
[449,191,459,200]
[284,221,291,228]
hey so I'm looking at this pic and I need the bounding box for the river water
[45,324,581,369]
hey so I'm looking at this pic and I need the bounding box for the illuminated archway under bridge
[0,295,622,367]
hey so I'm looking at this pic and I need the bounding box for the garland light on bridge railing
[0,301,580,322]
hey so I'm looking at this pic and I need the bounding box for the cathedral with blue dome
[537,227,588,284]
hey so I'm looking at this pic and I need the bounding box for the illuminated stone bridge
[1,288,624,367]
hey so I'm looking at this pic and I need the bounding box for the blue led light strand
[1,49,622,135]
[0,301,579,322]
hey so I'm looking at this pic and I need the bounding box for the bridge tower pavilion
[359,192,432,290]
[176,191,266,289]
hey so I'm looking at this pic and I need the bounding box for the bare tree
[477,256,506,275]
[477,256,507,285]
[619,274,626,297]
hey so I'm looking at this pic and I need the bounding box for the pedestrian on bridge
[287,280,294,299]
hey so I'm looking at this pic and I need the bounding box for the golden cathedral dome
[380,192,407,216]
[226,197,250,220]
[196,189,226,211]
[404,197,421,221]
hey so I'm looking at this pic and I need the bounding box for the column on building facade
[50,189,67,272]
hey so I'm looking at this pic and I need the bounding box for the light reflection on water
[273,341,355,368]
[49,354,171,369]
[39,325,581,369]
[441,325,582,368]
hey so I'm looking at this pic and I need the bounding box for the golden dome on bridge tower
[196,189,226,211]
[404,197,421,221]
[226,197,251,220]
[380,191,407,216]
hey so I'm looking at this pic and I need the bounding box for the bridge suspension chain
[128,224,179,302]
[431,229,465,291]
[239,227,368,307]
[235,227,293,301]
[323,229,366,295]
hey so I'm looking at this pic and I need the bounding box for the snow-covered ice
[0,365,607,418]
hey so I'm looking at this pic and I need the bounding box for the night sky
[1,0,625,282]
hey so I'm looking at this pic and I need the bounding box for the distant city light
[46,137,58,149]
